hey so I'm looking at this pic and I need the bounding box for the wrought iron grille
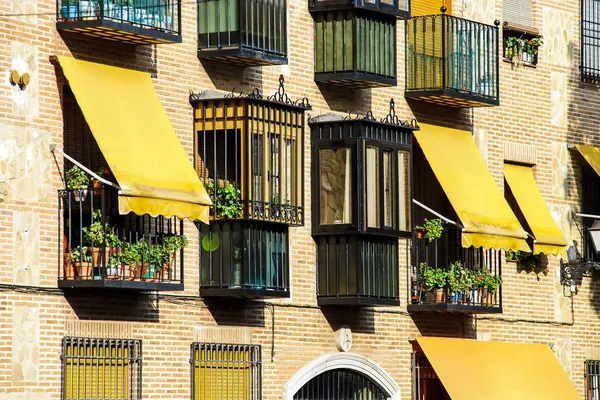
[61,337,142,400]
[191,343,262,400]
[293,369,387,400]
[314,11,396,83]
[56,0,180,33]
[308,0,410,17]
[405,14,499,105]
[192,85,308,226]
[412,352,450,400]
[587,360,600,400]
[583,166,600,263]
[316,235,399,304]
[582,0,600,84]
[59,186,184,285]
[197,0,287,61]
[199,221,289,295]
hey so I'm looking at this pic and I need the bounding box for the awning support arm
[576,212,600,219]
[49,144,120,189]
[412,199,463,228]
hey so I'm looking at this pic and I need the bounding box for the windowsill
[502,21,540,37]
[502,58,538,68]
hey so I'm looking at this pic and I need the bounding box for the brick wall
[0,0,598,398]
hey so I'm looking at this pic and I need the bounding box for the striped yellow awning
[504,163,568,256]
[415,124,529,251]
[55,56,211,223]
[416,337,580,400]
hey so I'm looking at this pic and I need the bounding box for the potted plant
[417,263,447,303]
[119,241,142,280]
[161,234,188,279]
[70,245,93,279]
[83,209,120,266]
[482,272,502,305]
[206,179,243,220]
[505,35,543,67]
[65,165,92,201]
[446,261,464,303]
[415,218,444,242]
[93,168,111,196]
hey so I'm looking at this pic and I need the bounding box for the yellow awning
[55,56,211,223]
[576,144,600,176]
[504,163,568,256]
[417,337,580,400]
[414,124,529,251]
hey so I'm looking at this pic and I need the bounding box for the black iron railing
[316,235,399,305]
[412,351,450,400]
[308,0,410,17]
[58,187,184,286]
[406,14,499,102]
[62,337,142,400]
[56,0,180,34]
[582,0,600,84]
[197,0,287,60]
[409,225,502,308]
[199,221,289,295]
[586,360,600,400]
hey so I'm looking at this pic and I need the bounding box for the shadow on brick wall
[64,291,160,322]
[411,312,476,339]
[321,306,375,334]
[407,99,473,130]
[203,299,266,327]
[317,83,372,115]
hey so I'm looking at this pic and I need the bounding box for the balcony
[199,221,289,297]
[408,224,502,313]
[58,187,184,291]
[56,0,181,45]
[313,11,397,88]
[197,0,287,66]
[308,0,410,18]
[405,13,500,107]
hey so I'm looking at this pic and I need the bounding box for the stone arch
[283,352,401,400]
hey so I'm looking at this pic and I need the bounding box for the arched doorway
[293,368,387,399]
[284,353,400,400]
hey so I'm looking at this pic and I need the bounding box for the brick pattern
[0,0,598,398]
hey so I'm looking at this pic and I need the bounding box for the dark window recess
[293,369,387,400]
[313,11,397,88]
[405,13,500,108]
[56,0,181,45]
[502,25,542,67]
[199,220,289,297]
[191,343,262,400]
[408,146,502,313]
[308,0,410,18]
[412,351,451,400]
[197,0,287,66]
[61,336,142,400]
[582,0,600,84]
[309,101,416,306]
[59,89,184,291]
[582,166,600,263]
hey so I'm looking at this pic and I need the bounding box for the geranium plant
[415,218,444,242]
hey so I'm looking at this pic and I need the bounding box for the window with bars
[582,0,600,84]
[412,351,450,400]
[293,369,387,400]
[191,343,262,400]
[61,337,142,400]
[588,361,600,400]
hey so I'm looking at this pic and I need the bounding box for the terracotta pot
[435,289,446,303]
[93,179,102,196]
[63,261,78,279]
[74,261,93,279]
[88,247,110,266]
[73,189,88,202]
[416,229,427,239]
[135,262,149,281]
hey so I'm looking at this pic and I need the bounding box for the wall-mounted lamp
[9,70,30,90]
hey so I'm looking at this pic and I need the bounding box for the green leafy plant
[418,263,447,290]
[446,261,464,293]
[119,242,141,266]
[216,182,242,219]
[164,234,188,254]
[70,245,92,263]
[415,218,444,242]
[65,165,92,189]
[483,274,502,294]
[505,250,546,274]
[83,210,119,247]
[505,35,543,66]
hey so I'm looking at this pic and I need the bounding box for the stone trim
[283,352,401,400]
[64,320,131,338]
[504,142,537,165]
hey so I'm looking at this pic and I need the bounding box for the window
[587,360,600,400]
[319,148,352,225]
[191,343,262,400]
[61,337,142,400]
[582,0,600,83]
[503,0,532,28]
[582,166,600,262]
[412,351,451,400]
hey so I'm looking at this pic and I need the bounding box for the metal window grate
[191,343,262,400]
[412,352,450,400]
[293,369,387,400]
[61,337,142,400]
[582,0,600,84]
[587,360,600,400]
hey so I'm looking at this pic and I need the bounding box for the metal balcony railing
[409,225,502,311]
[405,13,499,107]
[58,187,184,289]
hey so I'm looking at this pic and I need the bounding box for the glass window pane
[398,150,410,231]
[320,148,352,224]
[366,146,379,228]
[383,150,393,228]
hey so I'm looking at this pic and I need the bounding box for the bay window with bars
[310,101,417,306]
[197,0,287,65]
[587,361,600,400]
[191,343,262,400]
[582,0,600,84]
[61,337,142,400]
[190,77,310,297]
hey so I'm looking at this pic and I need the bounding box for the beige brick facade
[0,0,598,398]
